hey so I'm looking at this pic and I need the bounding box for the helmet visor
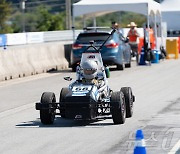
[84,68,97,75]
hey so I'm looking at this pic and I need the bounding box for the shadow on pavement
[15,116,114,128]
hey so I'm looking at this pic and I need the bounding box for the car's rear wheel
[110,91,126,124]
[40,92,56,124]
[125,63,131,68]
[72,65,77,72]
[121,87,134,118]
[117,64,124,70]
[60,88,69,118]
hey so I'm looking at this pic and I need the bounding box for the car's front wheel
[40,92,56,124]
[121,87,134,118]
[59,88,69,118]
[110,91,126,124]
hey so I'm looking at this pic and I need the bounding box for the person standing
[127,22,140,64]
[111,21,116,29]
[111,21,125,40]
[149,25,155,50]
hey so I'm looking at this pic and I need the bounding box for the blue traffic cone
[134,129,147,154]
[139,48,146,65]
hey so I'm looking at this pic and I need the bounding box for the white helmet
[81,60,98,80]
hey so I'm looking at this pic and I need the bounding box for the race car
[35,30,135,125]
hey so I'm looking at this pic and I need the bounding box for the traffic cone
[134,129,147,154]
[139,48,146,65]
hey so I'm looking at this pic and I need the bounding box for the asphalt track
[0,59,180,154]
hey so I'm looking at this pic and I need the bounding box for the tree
[48,13,65,31]
[0,0,13,33]
[10,5,65,32]
[36,6,52,31]
[77,11,146,29]
[36,6,65,31]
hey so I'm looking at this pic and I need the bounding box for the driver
[81,60,99,85]
[80,59,108,99]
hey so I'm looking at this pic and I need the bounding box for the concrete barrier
[0,42,69,81]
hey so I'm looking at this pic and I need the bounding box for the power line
[27,0,64,5]
[11,0,65,6]
[11,1,66,10]
[26,4,65,10]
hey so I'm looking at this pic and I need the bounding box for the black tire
[121,87,134,118]
[40,92,56,124]
[125,63,131,68]
[60,88,69,102]
[59,88,69,118]
[117,64,124,70]
[72,65,77,72]
[110,91,126,124]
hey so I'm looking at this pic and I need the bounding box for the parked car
[71,28,131,72]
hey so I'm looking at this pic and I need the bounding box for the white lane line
[0,103,35,118]
[16,125,40,128]
[168,140,180,154]
[0,73,59,88]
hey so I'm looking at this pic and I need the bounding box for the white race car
[36,30,135,125]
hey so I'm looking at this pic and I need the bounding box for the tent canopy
[73,0,161,18]
[161,0,180,12]
[72,0,163,50]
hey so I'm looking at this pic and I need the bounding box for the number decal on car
[72,86,91,93]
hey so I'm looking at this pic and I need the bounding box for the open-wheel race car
[35,29,135,125]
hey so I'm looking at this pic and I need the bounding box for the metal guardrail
[43,30,83,42]
[0,30,83,47]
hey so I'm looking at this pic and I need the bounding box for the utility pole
[21,0,27,32]
[66,0,72,30]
